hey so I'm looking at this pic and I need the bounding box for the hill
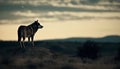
[44,35,120,43]
[0,35,120,69]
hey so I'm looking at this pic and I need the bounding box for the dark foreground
[0,40,120,69]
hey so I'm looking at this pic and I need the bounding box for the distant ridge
[44,35,120,43]
[67,35,120,42]
[0,35,120,43]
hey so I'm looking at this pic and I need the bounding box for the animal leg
[20,41,23,48]
[23,37,26,48]
[18,37,22,48]
[28,37,31,46]
[31,36,34,47]
[28,37,30,42]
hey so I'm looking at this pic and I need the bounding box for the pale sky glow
[0,20,120,40]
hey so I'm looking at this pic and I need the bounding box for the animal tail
[18,36,21,42]
[17,27,21,42]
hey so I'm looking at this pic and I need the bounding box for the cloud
[0,0,120,13]
[80,0,100,4]
[13,10,39,17]
[0,0,120,24]
[0,10,120,24]
[0,18,40,24]
[12,10,120,19]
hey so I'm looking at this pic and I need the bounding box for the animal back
[18,26,33,37]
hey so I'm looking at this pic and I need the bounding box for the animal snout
[40,26,43,28]
[41,26,43,28]
[38,25,43,28]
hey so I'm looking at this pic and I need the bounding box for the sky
[0,0,120,40]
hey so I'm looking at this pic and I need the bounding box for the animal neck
[28,24,39,34]
[32,26,38,33]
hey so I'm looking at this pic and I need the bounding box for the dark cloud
[80,0,100,4]
[0,0,120,24]
[109,0,120,3]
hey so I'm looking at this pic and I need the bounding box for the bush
[114,47,120,62]
[61,64,77,69]
[77,40,100,60]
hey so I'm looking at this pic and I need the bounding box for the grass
[0,40,120,69]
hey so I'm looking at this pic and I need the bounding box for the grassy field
[0,40,120,69]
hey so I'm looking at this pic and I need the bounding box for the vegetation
[77,40,100,60]
[0,40,119,69]
[114,47,120,62]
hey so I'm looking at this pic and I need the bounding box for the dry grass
[0,41,119,69]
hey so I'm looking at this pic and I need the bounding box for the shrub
[77,40,100,60]
[114,47,120,62]
[61,64,77,69]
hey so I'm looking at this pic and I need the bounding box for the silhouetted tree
[77,40,100,60]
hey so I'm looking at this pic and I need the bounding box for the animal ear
[36,20,38,22]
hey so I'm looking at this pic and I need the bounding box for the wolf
[17,20,43,48]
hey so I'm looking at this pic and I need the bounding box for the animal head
[34,20,43,29]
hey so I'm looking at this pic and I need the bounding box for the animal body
[17,20,43,48]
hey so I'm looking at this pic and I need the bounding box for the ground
[0,40,120,69]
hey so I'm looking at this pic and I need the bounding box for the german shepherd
[17,20,43,48]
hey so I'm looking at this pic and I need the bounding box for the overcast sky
[0,0,120,24]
